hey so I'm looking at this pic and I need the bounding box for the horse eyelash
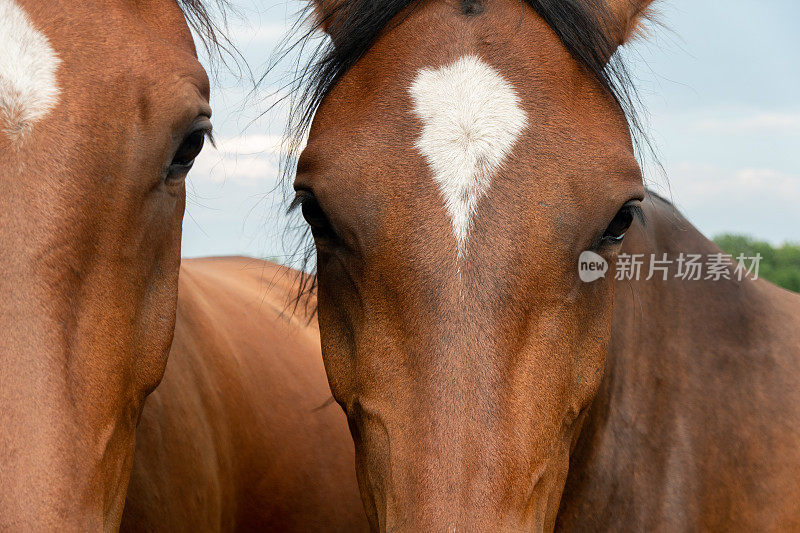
[288,190,312,214]
[630,204,646,227]
[288,195,303,214]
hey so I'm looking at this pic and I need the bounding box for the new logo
[579,251,608,282]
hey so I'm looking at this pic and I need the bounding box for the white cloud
[735,168,800,196]
[214,134,285,155]
[232,21,291,45]
[668,164,800,198]
[192,151,276,185]
[190,132,308,185]
[191,134,281,185]
[653,162,800,244]
[693,111,800,134]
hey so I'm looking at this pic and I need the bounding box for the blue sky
[182,0,799,258]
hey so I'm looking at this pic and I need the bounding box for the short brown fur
[295,0,800,530]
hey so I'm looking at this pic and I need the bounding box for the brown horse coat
[558,195,800,530]
[1,0,213,527]
[1,0,367,529]
[121,257,368,531]
[281,0,800,528]
[121,206,800,532]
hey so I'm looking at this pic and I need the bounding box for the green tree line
[714,234,800,293]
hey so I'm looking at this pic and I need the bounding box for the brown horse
[1,0,210,527]
[283,0,800,530]
[0,1,365,530]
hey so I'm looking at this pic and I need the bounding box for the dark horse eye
[602,202,642,244]
[171,129,206,168]
[294,191,339,242]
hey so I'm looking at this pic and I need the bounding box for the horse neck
[603,193,799,421]
[558,193,800,526]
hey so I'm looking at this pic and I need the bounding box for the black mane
[178,0,240,69]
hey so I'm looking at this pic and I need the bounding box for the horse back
[121,257,367,532]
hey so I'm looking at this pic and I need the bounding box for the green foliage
[714,234,800,293]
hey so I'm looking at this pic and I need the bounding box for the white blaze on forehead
[0,0,61,139]
[409,55,527,259]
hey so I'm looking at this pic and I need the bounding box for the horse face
[296,0,648,529]
[0,0,210,528]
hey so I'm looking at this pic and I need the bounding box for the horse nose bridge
[373,431,555,533]
[352,327,523,447]
[382,492,542,533]
[349,383,520,496]
[348,337,557,532]
[387,518,537,533]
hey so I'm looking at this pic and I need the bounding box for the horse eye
[294,191,339,242]
[601,202,640,244]
[171,129,206,168]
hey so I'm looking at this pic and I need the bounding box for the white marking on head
[410,55,527,259]
[0,0,61,139]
